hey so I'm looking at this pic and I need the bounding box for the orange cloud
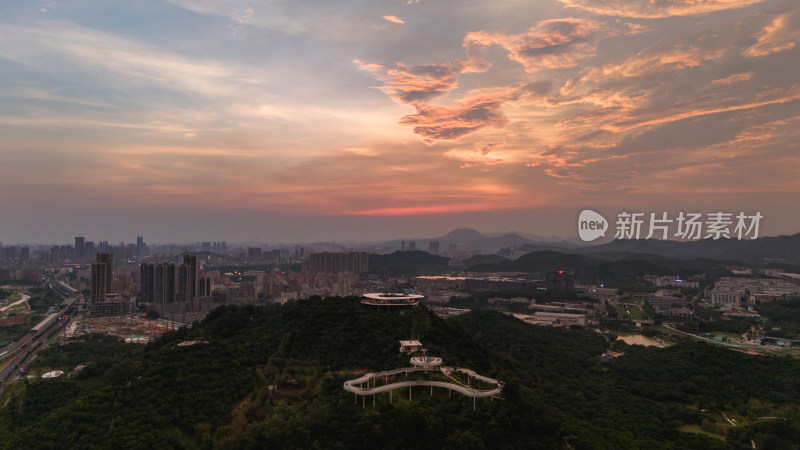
[382,15,405,24]
[350,203,508,215]
[355,58,488,104]
[606,86,800,133]
[443,141,510,165]
[246,141,544,217]
[711,72,754,85]
[464,18,606,73]
[556,0,764,19]
[582,45,726,81]
[743,12,800,58]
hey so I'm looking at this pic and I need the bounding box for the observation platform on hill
[361,293,423,308]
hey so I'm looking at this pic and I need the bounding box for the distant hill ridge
[579,233,800,265]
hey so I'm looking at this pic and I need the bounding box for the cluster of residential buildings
[6,232,800,334]
[643,274,701,289]
[647,289,692,317]
[706,277,800,307]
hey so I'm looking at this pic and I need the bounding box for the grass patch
[616,304,645,320]
[678,424,726,440]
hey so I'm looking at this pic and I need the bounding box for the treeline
[26,286,64,313]
[467,250,727,288]
[28,334,139,372]
[756,298,800,339]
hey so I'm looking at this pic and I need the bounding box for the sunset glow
[1,0,799,242]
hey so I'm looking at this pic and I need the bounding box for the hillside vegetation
[1,298,799,448]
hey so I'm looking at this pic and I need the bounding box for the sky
[1,0,799,244]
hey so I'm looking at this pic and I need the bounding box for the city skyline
[1,0,799,243]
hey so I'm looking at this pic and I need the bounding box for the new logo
[578,209,608,242]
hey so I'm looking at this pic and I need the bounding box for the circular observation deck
[361,293,423,307]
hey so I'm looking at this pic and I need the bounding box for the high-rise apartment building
[199,276,212,298]
[91,253,114,302]
[74,236,85,259]
[96,253,113,293]
[136,236,144,260]
[178,255,199,302]
[140,263,177,305]
[247,247,262,260]
[90,263,106,302]
[545,270,574,291]
[303,252,369,274]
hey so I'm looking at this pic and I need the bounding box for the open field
[64,316,173,343]
[677,425,726,440]
[0,315,28,327]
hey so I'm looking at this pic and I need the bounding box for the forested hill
[368,250,451,276]
[2,298,800,448]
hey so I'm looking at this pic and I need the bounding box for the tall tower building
[545,270,574,291]
[96,253,114,294]
[136,236,144,260]
[91,262,107,302]
[198,276,211,298]
[247,247,262,260]
[140,263,176,305]
[178,255,199,303]
[74,236,85,259]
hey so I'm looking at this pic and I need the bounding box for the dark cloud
[480,141,505,155]
[399,93,513,142]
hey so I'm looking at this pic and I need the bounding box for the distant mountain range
[383,228,580,252]
[381,228,800,267]
[577,233,800,266]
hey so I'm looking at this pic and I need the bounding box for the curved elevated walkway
[343,366,502,399]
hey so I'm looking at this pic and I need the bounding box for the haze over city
[2,0,799,243]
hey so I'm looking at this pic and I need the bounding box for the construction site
[62,316,179,344]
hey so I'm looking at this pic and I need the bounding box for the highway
[0,283,75,395]
[0,310,69,394]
